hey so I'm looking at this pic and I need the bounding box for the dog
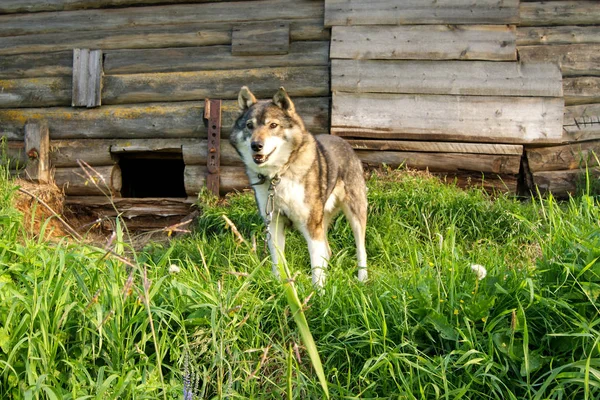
[230,86,368,287]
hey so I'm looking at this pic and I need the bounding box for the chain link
[264,176,280,244]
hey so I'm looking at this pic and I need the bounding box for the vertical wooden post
[72,48,103,108]
[204,99,221,196]
[24,121,50,183]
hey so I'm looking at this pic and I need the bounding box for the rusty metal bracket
[204,98,221,196]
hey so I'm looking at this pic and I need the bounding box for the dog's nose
[251,141,263,152]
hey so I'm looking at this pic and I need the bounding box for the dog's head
[230,86,306,174]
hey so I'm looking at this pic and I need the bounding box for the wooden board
[65,196,194,219]
[332,60,562,97]
[532,168,600,197]
[0,1,323,37]
[0,19,327,57]
[330,25,516,61]
[347,139,523,156]
[331,92,564,144]
[50,139,115,167]
[232,22,289,56]
[0,97,329,140]
[102,66,329,105]
[563,77,600,105]
[356,150,521,175]
[562,104,600,143]
[520,1,600,27]
[324,0,518,26]
[24,121,50,183]
[54,165,122,196]
[72,49,103,108]
[104,41,329,74]
[519,44,600,76]
[0,51,72,79]
[517,26,600,46]
[434,172,518,194]
[527,141,600,172]
[0,76,71,108]
[184,165,250,195]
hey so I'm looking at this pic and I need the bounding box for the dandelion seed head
[169,264,181,274]
[470,264,487,280]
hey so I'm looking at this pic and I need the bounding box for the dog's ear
[273,87,296,114]
[238,86,257,110]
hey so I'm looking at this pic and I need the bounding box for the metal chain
[264,176,280,245]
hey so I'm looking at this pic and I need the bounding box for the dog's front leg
[267,213,286,278]
[299,227,329,288]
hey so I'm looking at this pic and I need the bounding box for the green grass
[1,167,600,399]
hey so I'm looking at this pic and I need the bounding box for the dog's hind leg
[342,201,368,282]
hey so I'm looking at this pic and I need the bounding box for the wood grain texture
[563,77,600,105]
[562,104,600,143]
[432,171,518,194]
[347,139,523,155]
[532,168,600,197]
[182,140,242,166]
[527,141,600,172]
[0,97,329,140]
[24,121,50,183]
[331,92,564,144]
[324,0,518,26]
[356,150,521,174]
[232,22,289,56]
[72,49,103,108]
[65,196,194,219]
[50,139,115,167]
[0,76,71,108]
[0,141,27,169]
[104,41,329,74]
[102,66,329,104]
[520,1,600,27]
[0,1,323,37]
[517,25,600,46]
[332,60,562,97]
[54,165,122,196]
[330,25,516,61]
[519,44,600,76]
[184,165,249,195]
[0,51,72,79]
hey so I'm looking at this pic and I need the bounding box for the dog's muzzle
[253,148,275,165]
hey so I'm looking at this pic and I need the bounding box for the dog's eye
[269,122,278,129]
[246,121,254,129]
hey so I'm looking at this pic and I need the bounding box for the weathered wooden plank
[104,41,329,74]
[562,104,600,143]
[184,165,249,195]
[564,77,600,105]
[24,121,50,183]
[182,140,242,166]
[0,76,71,108]
[532,168,600,197]
[0,19,327,57]
[519,44,600,76]
[65,196,194,219]
[102,66,329,104]
[232,22,289,56]
[331,92,564,144]
[324,0,519,26]
[520,1,600,27]
[347,139,523,156]
[50,139,115,167]
[330,25,516,61]
[72,49,103,108]
[332,60,562,97]
[0,1,323,37]
[54,165,122,196]
[0,51,72,79]
[0,97,329,140]
[517,26,600,46]
[356,150,521,175]
[432,171,518,194]
[527,141,600,172]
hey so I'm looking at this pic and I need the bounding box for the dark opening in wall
[118,152,186,198]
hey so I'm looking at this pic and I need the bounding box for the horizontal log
[0,51,72,79]
[182,140,241,166]
[104,41,329,74]
[519,44,600,76]
[330,25,516,61]
[332,60,562,97]
[520,1,600,27]
[0,97,330,140]
[1,141,27,169]
[50,139,114,167]
[432,171,518,194]
[0,76,71,108]
[54,165,122,196]
[527,141,600,172]
[532,168,600,197]
[184,165,249,195]
[517,26,600,46]
[102,66,329,105]
[0,19,327,57]
[331,92,564,144]
[324,0,518,26]
[563,77,600,105]
[231,22,289,56]
[347,140,523,156]
[0,1,323,37]
[65,196,194,218]
[356,150,521,175]
[562,104,600,143]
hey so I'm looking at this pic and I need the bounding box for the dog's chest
[256,178,308,223]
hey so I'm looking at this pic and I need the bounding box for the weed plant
[1,167,600,399]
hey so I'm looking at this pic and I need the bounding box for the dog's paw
[357,268,368,282]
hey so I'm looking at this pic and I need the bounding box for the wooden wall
[0,0,330,213]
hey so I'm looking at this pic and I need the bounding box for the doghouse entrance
[118,152,186,198]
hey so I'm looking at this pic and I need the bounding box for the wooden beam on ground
[24,121,50,183]
[517,26,600,46]
[324,0,518,26]
[232,22,289,56]
[330,25,516,61]
[65,196,194,219]
[519,1,600,27]
[563,104,600,143]
[332,60,562,97]
[184,165,249,196]
[532,168,600,197]
[347,140,523,156]
[563,77,600,105]
[527,141,600,172]
[54,165,122,196]
[331,92,564,144]
[72,49,103,108]
[0,97,329,140]
[432,171,518,194]
[519,44,600,76]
